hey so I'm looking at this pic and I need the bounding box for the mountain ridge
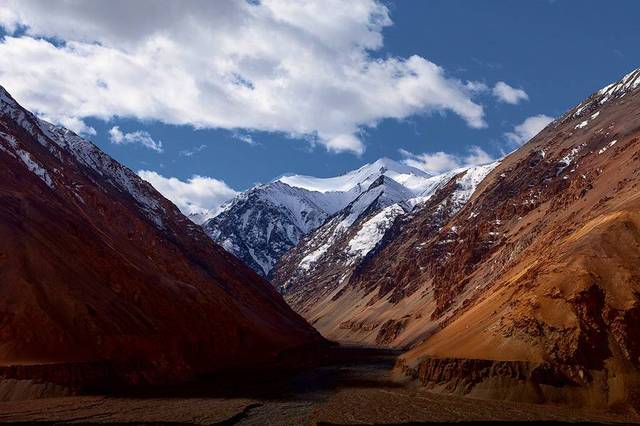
[203,155,454,276]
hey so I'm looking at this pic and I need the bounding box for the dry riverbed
[0,348,637,425]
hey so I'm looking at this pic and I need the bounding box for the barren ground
[0,347,637,425]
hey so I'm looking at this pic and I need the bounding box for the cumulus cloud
[138,170,238,218]
[399,146,493,174]
[505,114,554,146]
[492,81,529,104]
[0,0,488,155]
[109,126,163,152]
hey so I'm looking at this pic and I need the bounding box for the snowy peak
[204,157,437,276]
[366,157,430,177]
[337,175,410,230]
[597,67,640,102]
[367,174,411,195]
[367,174,391,190]
[202,181,337,276]
[571,67,640,119]
[205,156,498,278]
[277,157,430,195]
[362,174,413,210]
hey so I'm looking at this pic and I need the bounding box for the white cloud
[492,81,529,104]
[138,170,238,218]
[109,126,163,152]
[40,114,96,136]
[232,132,256,145]
[325,133,365,155]
[0,0,488,155]
[505,114,554,146]
[399,146,493,174]
[179,144,207,157]
[464,81,489,93]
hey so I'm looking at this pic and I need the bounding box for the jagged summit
[204,156,457,276]
[277,157,430,194]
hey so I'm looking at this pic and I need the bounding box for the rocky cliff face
[0,85,323,390]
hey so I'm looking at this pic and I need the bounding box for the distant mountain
[0,85,322,388]
[203,158,441,276]
[271,162,498,341]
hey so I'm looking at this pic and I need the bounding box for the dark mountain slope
[0,86,323,391]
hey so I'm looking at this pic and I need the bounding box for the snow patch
[557,143,585,173]
[450,161,500,207]
[347,204,405,259]
[598,140,618,155]
[299,241,331,271]
[15,149,54,188]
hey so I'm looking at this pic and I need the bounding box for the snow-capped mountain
[271,162,498,311]
[288,175,414,275]
[203,158,440,276]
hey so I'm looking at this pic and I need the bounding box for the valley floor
[0,347,637,425]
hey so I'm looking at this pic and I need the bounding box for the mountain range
[203,158,482,276]
[2,65,640,410]
[205,67,640,406]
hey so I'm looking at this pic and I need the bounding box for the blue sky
[0,0,638,214]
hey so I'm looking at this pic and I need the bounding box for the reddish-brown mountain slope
[0,86,323,389]
[391,69,640,406]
